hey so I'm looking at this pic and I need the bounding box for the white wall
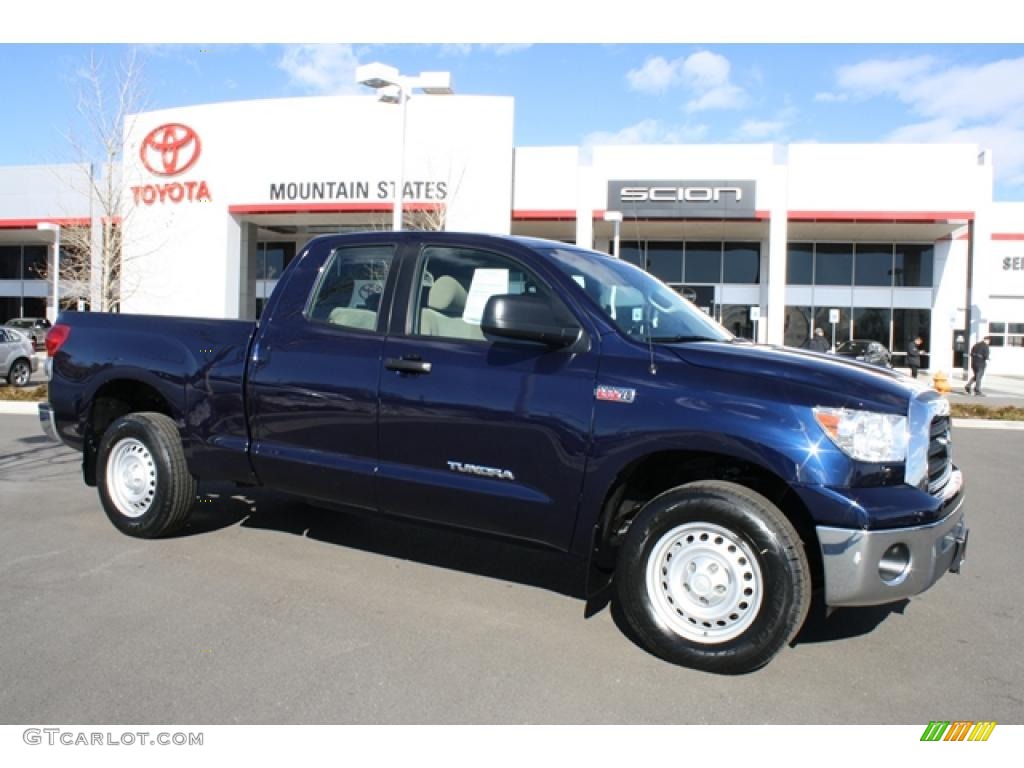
[120,94,515,318]
[787,144,983,213]
[0,164,92,220]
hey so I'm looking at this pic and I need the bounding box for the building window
[893,309,931,363]
[684,241,722,284]
[854,244,894,287]
[988,322,1024,348]
[723,242,759,284]
[720,304,755,340]
[256,242,297,280]
[814,243,853,285]
[619,241,644,269]
[894,244,933,287]
[786,243,814,285]
[853,307,891,345]
[0,245,20,280]
[23,245,48,280]
[784,305,813,347]
[646,242,683,283]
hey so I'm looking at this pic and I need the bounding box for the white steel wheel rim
[105,438,157,518]
[645,522,763,644]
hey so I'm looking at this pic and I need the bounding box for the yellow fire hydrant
[932,370,951,394]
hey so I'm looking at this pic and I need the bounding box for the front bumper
[817,469,967,607]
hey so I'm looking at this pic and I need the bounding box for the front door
[377,242,599,550]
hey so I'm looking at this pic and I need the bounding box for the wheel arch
[585,448,822,597]
[82,378,180,487]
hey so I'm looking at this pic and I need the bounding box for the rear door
[247,238,398,510]
[376,239,599,549]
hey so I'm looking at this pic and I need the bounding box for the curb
[0,401,42,415]
[952,418,1024,431]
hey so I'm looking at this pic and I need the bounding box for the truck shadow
[180,484,911,639]
[181,482,589,600]
[791,596,911,646]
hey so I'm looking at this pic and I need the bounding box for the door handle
[385,357,432,375]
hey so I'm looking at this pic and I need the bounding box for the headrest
[428,276,468,313]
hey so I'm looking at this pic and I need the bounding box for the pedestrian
[803,327,830,353]
[965,336,991,396]
[906,335,923,378]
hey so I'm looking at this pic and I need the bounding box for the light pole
[37,222,61,322]
[355,63,453,232]
[603,210,623,258]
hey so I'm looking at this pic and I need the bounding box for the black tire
[95,412,197,538]
[7,358,31,387]
[615,480,811,674]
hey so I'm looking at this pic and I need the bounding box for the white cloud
[736,119,785,139]
[626,50,747,112]
[439,44,532,57]
[829,54,1024,192]
[278,44,362,95]
[687,84,746,113]
[835,56,936,95]
[582,118,709,149]
[813,91,848,103]
[627,56,680,93]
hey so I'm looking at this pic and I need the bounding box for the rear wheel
[7,358,31,387]
[615,480,810,674]
[96,412,197,538]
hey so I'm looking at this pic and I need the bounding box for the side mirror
[481,294,582,348]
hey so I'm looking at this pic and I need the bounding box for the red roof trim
[992,233,1024,241]
[788,210,975,223]
[512,209,578,221]
[228,202,443,215]
[0,217,93,229]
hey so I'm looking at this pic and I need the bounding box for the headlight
[813,407,908,463]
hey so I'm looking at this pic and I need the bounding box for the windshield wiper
[648,335,721,343]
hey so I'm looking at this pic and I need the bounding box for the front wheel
[96,412,197,538]
[615,481,811,674]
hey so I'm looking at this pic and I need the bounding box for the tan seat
[419,276,485,341]
[327,307,377,331]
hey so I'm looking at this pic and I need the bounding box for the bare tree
[55,49,147,312]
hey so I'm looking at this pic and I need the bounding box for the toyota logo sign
[140,123,202,177]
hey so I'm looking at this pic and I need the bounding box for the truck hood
[668,342,927,412]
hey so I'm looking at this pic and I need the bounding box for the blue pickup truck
[39,231,967,673]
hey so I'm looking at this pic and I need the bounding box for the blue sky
[4,42,1024,199]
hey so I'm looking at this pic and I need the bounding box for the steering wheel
[358,282,383,301]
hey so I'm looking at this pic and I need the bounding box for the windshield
[837,341,870,354]
[538,245,732,344]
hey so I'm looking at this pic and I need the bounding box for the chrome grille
[928,414,952,497]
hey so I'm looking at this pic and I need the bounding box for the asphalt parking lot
[0,413,1022,725]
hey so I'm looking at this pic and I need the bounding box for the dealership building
[2,90,1024,376]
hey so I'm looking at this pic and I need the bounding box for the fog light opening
[879,543,911,585]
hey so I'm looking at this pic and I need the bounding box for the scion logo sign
[140,123,202,176]
[609,179,756,219]
[132,123,212,206]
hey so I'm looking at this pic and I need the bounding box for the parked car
[835,339,892,368]
[0,327,37,387]
[4,317,51,349]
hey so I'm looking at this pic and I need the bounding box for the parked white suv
[0,328,37,387]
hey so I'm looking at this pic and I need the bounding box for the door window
[306,245,394,332]
[412,246,557,342]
